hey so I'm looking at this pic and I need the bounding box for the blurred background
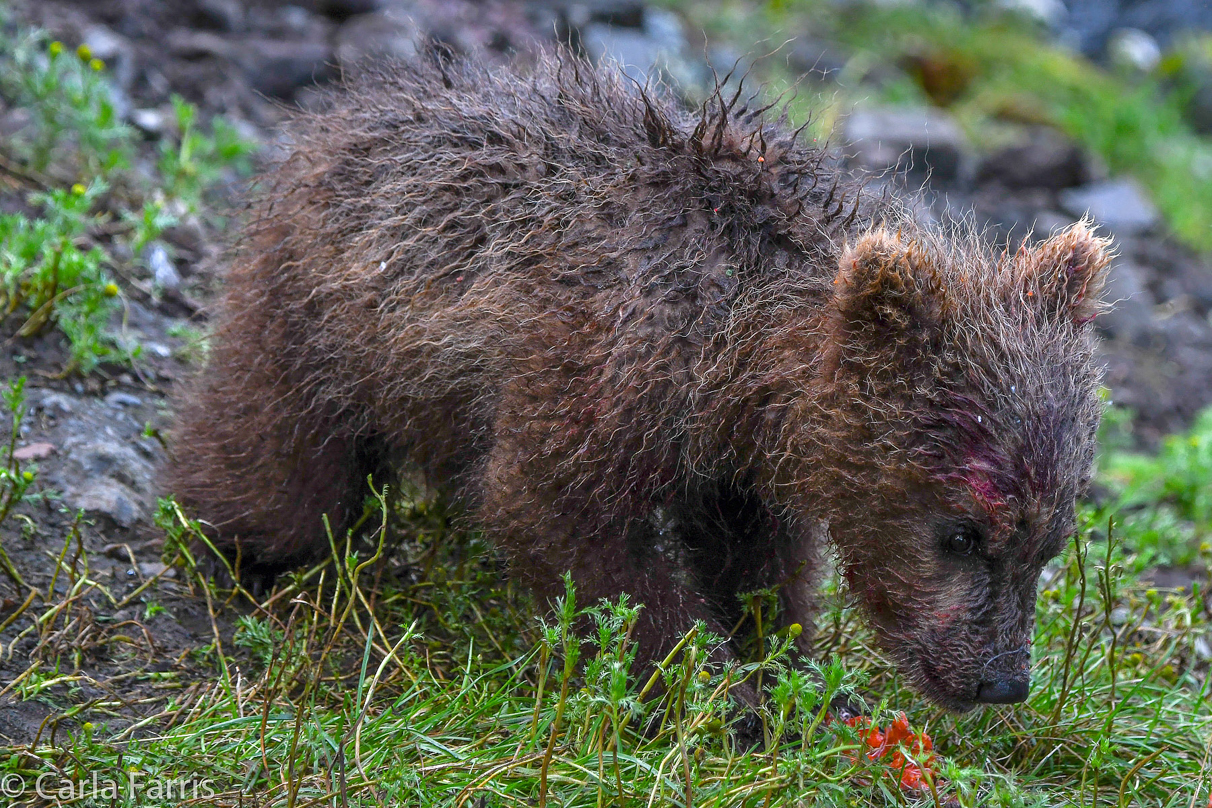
[10,0,1212,444]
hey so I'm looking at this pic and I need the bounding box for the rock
[994,0,1066,28]
[33,392,75,416]
[82,25,136,92]
[585,1,647,29]
[1059,178,1158,235]
[145,243,181,290]
[103,543,132,560]
[196,0,246,32]
[1108,28,1161,73]
[73,481,144,528]
[581,9,694,91]
[316,0,384,20]
[57,437,156,528]
[238,39,335,99]
[0,106,34,139]
[138,561,175,580]
[1096,260,1155,342]
[129,107,167,135]
[580,24,663,87]
[975,127,1090,190]
[13,442,55,461]
[842,106,967,184]
[168,30,234,60]
[104,392,143,408]
[335,8,420,69]
[786,37,849,80]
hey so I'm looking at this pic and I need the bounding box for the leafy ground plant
[0,27,255,374]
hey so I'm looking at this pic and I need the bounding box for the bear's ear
[1014,221,1112,325]
[832,228,954,341]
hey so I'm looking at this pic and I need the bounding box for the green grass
[1,426,1209,806]
[671,0,1212,254]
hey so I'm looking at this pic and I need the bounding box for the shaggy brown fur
[169,49,1111,711]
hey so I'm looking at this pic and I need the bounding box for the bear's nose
[976,678,1029,704]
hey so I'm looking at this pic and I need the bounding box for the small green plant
[0,33,133,176]
[1091,407,1212,569]
[158,94,256,213]
[0,26,256,374]
[0,181,125,372]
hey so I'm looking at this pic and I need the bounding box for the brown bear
[169,48,1110,712]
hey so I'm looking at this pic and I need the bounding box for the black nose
[976,678,1030,704]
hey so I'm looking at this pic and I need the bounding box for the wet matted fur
[169,49,1111,711]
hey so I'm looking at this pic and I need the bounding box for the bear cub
[170,49,1110,711]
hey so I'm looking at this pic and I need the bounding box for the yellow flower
[76,43,92,62]
[90,58,105,72]
[49,41,63,57]
[103,283,119,297]
[71,183,87,196]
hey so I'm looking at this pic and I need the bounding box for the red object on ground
[842,713,939,793]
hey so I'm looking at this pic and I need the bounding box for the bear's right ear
[831,228,954,346]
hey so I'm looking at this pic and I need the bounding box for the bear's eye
[946,526,980,556]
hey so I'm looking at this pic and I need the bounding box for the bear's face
[820,221,1110,711]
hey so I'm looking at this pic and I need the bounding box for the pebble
[105,392,143,408]
[35,392,76,415]
[13,442,55,461]
[145,243,181,291]
[138,561,175,580]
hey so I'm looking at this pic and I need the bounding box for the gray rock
[975,127,1090,190]
[167,30,234,60]
[1097,260,1155,342]
[317,0,384,19]
[581,10,695,92]
[104,392,143,408]
[197,0,246,32]
[34,392,75,416]
[994,0,1066,27]
[591,1,646,29]
[581,24,665,88]
[842,106,967,184]
[138,561,175,580]
[82,25,136,92]
[786,37,849,80]
[335,8,419,69]
[0,106,34,139]
[145,243,181,291]
[1108,28,1161,73]
[239,39,335,99]
[129,108,167,135]
[56,435,157,529]
[1059,178,1158,235]
[72,481,143,529]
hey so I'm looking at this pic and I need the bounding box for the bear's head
[817,221,1111,711]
